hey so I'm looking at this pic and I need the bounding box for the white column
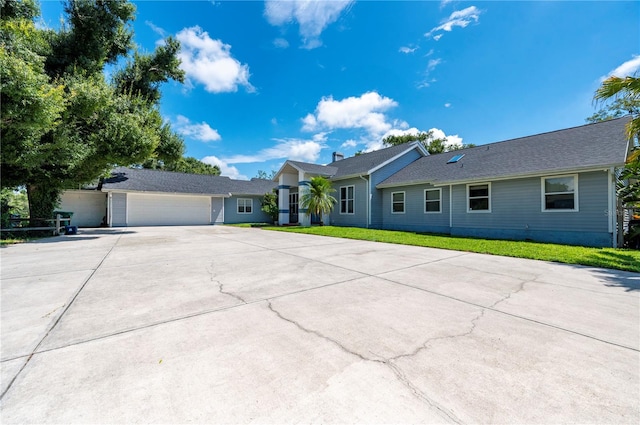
[278,183,290,225]
[298,172,311,227]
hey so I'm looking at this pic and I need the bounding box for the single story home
[60,117,633,247]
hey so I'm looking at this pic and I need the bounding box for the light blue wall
[223,195,271,224]
[111,193,127,226]
[448,171,612,247]
[211,197,224,224]
[329,177,368,227]
[381,184,450,234]
[369,149,423,228]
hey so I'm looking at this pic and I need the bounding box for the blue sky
[40,0,640,180]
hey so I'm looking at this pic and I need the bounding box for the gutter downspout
[108,192,113,227]
[609,167,617,248]
[359,175,370,228]
[449,185,452,232]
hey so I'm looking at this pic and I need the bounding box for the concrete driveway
[1,226,638,424]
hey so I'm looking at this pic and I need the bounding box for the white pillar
[298,173,311,227]
[278,185,290,225]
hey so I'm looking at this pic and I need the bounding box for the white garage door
[127,193,211,226]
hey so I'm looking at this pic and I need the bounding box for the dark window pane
[347,200,354,214]
[426,201,440,212]
[469,198,489,211]
[469,185,488,198]
[425,190,440,201]
[392,192,404,202]
[545,177,574,193]
[545,194,575,209]
[393,203,404,213]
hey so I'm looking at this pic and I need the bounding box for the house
[273,117,632,248]
[60,117,632,247]
[60,167,276,227]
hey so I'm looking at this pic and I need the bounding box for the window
[447,154,465,164]
[391,191,405,214]
[340,186,354,214]
[424,189,441,213]
[542,175,578,211]
[467,183,490,212]
[237,198,252,214]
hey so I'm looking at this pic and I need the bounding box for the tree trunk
[27,184,60,227]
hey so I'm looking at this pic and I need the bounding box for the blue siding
[224,196,271,224]
[211,197,224,223]
[369,149,422,228]
[381,184,450,233]
[111,193,127,226]
[329,177,368,227]
[448,171,612,247]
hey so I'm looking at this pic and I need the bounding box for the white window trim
[424,188,442,214]
[340,185,355,215]
[466,182,491,213]
[237,198,253,214]
[391,191,406,214]
[541,174,579,212]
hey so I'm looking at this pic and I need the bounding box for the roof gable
[328,142,426,179]
[378,117,632,187]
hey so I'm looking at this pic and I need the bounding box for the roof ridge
[459,116,632,151]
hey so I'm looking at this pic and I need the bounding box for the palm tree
[595,75,640,246]
[594,75,640,155]
[300,176,336,224]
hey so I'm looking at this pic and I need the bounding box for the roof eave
[376,163,626,189]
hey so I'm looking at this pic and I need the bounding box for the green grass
[264,226,640,273]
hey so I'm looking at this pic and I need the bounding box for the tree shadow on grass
[587,250,640,292]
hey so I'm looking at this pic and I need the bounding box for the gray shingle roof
[377,117,632,188]
[286,160,338,177]
[101,167,277,196]
[328,142,424,179]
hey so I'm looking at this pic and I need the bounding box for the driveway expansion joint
[0,235,123,400]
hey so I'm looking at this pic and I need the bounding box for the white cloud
[223,138,326,164]
[145,21,166,38]
[340,139,358,149]
[176,26,254,93]
[444,103,452,108]
[264,0,353,49]
[399,45,418,54]
[174,115,221,142]
[273,37,289,49]
[378,127,463,151]
[429,127,463,148]
[602,55,640,80]
[425,6,481,39]
[200,155,247,180]
[427,58,442,71]
[302,91,399,137]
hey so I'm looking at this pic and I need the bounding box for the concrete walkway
[1,226,638,423]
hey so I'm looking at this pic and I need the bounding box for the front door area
[289,192,298,224]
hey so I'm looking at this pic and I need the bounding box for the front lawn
[265,226,640,273]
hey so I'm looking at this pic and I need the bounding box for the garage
[59,190,107,227]
[127,193,211,226]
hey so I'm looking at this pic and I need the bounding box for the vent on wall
[447,154,465,164]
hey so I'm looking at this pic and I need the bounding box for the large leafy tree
[1,0,187,221]
[382,131,475,154]
[593,75,640,207]
[300,176,336,222]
